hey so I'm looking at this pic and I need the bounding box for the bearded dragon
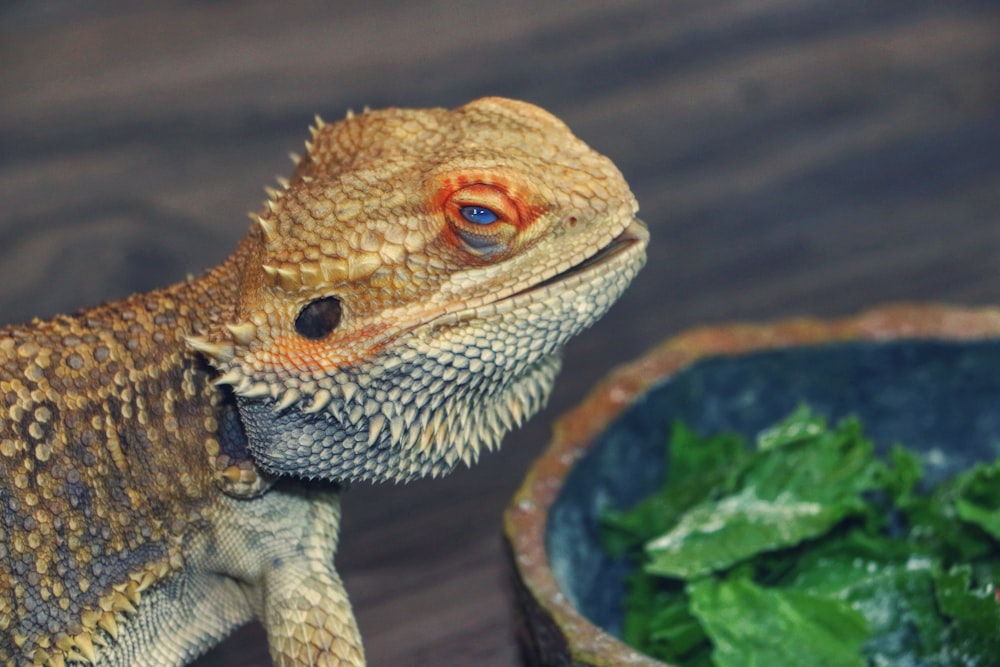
[0,97,648,666]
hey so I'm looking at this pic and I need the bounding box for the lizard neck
[153,233,270,497]
[0,236,263,658]
[1,231,262,509]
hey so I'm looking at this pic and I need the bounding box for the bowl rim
[503,302,1000,666]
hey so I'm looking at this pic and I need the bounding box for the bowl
[504,303,1000,666]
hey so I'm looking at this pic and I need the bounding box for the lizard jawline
[530,218,647,292]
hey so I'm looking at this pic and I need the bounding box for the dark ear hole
[295,296,342,340]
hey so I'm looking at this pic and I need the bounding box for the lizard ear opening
[295,296,343,340]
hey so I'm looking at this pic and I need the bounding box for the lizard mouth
[416,217,647,333]
[533,217,649,291]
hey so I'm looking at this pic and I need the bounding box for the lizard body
[0,97,647,665]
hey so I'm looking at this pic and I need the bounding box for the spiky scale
[261,264,302,291]
[388,416,404,444]
[460,446,475,468]
[225,322,257,345]
[303,389,332,414]
[133,570,157,593]
[213,368,244,387]
[274,388,301,412]
[79,610,101,630]
[110,594,136,616]
[326,398,344,422]
[233,376,254,395]
[122,581,141,605]
[257,215,278,246]
[237,382,273,400]
[71,634,96,664]
[97,613,117,639]
[185,335,235,363]
[367,414,385,446]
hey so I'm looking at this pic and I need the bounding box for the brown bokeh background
[1,2,998,665]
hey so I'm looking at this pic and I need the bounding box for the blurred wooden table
[2,1,998,665]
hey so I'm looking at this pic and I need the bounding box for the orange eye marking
[435,177,544,258]
[266,328,389,374]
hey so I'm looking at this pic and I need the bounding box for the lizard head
[187,97,648,482]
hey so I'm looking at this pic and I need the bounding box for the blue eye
[459,205,499,225]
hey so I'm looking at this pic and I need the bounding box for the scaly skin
[0,97,647,666]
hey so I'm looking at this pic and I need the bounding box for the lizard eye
[445,183,521,256]
[459,205,499,225]
[295,296,342,340]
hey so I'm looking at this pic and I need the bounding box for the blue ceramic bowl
[505,304,1000,667]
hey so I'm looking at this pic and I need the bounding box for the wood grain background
[2,1,998,665]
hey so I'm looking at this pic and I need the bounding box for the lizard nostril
[295,296,343,340]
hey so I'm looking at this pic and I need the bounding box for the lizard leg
[263,560,365,666]
[227,486,365,666]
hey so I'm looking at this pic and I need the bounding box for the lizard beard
[226,216,646,483]
[235,352,562,482]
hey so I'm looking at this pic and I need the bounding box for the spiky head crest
[187,97,647,482]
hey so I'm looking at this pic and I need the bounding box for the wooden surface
[2,1,999,665]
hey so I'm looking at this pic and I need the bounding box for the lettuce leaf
[602,421,746,558]
[603,406,1000,667]
[934,565,1000,663]
[952,460,1000,540]
[645,409,885,578]
[687,576,868,667]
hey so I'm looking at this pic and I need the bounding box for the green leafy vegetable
[688,576,869,667]
[645,409,885,578]
[934,565,1000,662]
[952,461,1000,540]
[788,554,946,662]
[602,421,747,558]
[602,407,1000,667]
